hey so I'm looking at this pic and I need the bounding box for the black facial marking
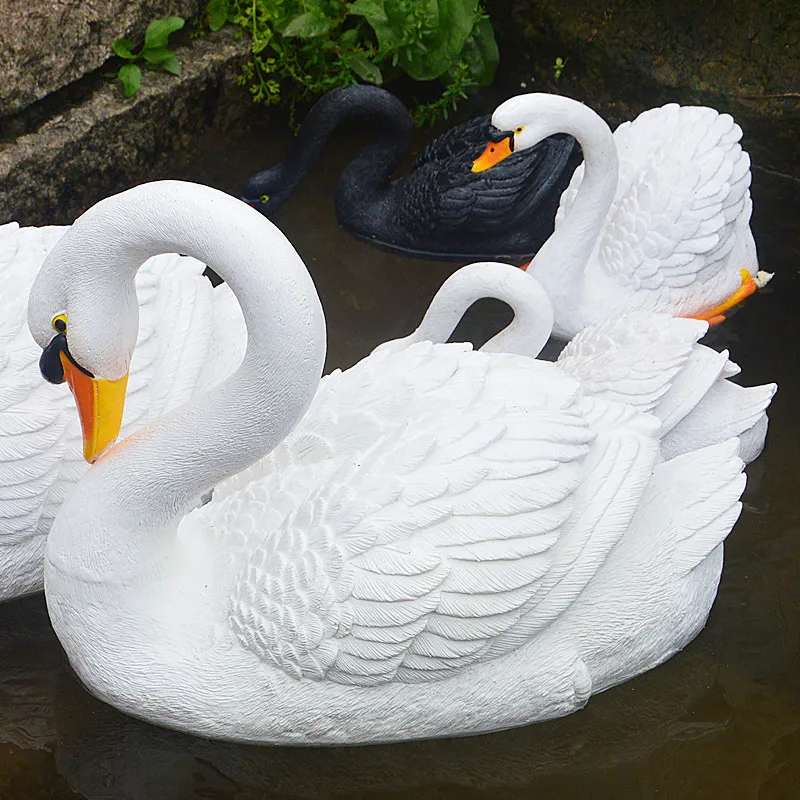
[488,126,515,151]
[53,318,66,333]
[39,333,94,385]
[40,334,66,384]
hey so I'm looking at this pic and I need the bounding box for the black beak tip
[40,334,66,384]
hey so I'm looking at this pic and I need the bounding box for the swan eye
[52,314,68,334]
[260,194,270,204]
[515,126,524,134]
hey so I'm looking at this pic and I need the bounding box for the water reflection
[0,90,798,798]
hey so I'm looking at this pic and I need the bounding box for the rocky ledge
[0,28,251,225]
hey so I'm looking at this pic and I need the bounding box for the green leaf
[112,38,138,60]
[282,12,334,38]
[205,0,229,32]
[117,63,142,97]
[144,16,185,50]
[161,55,181,76]
[359,0,399,51]
[348,0,388,22]
[398,0,482,82]
[458,18,498,85]
[339,28,359,47]
[346,53,383,84]
[141,47,176,66]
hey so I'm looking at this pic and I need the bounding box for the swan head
[472,94,586,173]
[28,221,139,464]
[241,166,294,218]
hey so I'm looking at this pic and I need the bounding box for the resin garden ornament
[472,94,774,339]
[243,84,577,260]
[31,181,751,744]
[0,222,244,601]
[381,262,775,466]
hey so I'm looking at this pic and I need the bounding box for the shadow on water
[1,79,799,799]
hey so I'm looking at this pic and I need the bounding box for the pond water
[1,82,799,799]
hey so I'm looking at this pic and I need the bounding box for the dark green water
[0,89,798,799]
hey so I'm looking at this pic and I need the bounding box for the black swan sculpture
[242,84,578,261]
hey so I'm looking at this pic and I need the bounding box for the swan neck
[336,91,412,206]
[247,86,411,210]
[528,104,618,296]
[45,183,326,575]
[405,263,553,358]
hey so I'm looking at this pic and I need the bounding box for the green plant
[112,17,185,97]
[553,56,568,81]
[205,0,498,124]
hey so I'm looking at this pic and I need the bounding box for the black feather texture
[243,85,579,262]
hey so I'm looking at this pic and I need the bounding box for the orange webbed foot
[690,269,765,325]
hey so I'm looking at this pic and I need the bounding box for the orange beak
[472,137,514,173]
[60,351,128,463]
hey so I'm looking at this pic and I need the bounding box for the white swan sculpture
[472,94,773,339]
[0,221,244,601]
[380,262,775,465]
[29,182,749,744]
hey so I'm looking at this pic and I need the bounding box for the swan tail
[660,379,776,463]
[655,346,731,434]
[659,438,746,576]
[556,313,707,414]
[579,437,745,693]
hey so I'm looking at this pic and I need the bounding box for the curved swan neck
[42,181,326,533]
[333,87,412,208]
[245,85,412,212]
[399,262,554,358]
[525,98,619,298]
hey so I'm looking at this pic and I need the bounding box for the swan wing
[0,409,68,547]
[0,225,71,552]
[556,313,709,412]
[123,253,245,425]
[223,343,658,686]
[409,115,494,169]
[401,124,575,238]
[0,223,68,302]
[558,105,752,307]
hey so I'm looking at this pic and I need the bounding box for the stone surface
[508,0,799,104]
[502,0,799,175]
[0,28,252,225]
[0,0,207,115]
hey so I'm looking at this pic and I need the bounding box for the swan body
[0,221,245,601]
[243,85,577,260]
[30,182,749,744]
[479,95,772,338]
[383,262,775,465]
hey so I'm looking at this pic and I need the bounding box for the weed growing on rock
[111,17,185,97]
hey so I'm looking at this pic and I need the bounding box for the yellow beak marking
[472,137,514,173]
[60,352,129,463]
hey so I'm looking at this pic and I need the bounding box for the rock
[0,0,207,115]
[0,28,253,225]
[505,0,800,174]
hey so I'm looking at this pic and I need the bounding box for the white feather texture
[33,183,757,745]
[490,95,770,338]
[375,263,775,466]
[0,221,245,600]
[555,312,776,463]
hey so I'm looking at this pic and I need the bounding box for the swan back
[556,104,753,312]
[180,340,662,687]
